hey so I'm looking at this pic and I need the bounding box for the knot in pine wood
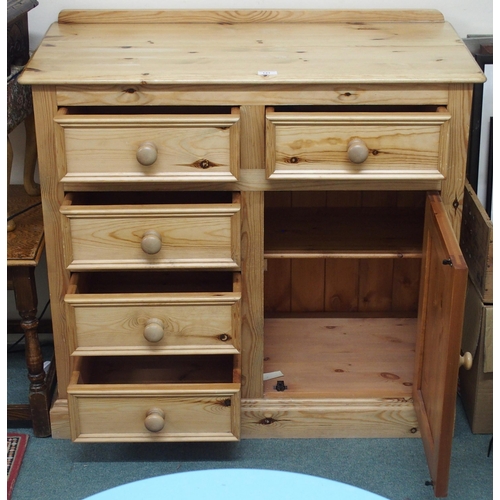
[259,417,277,425]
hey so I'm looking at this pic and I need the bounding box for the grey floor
[7,341,493,500]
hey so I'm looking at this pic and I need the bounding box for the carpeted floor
[7,342,493,500]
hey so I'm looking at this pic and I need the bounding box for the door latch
[274,380,287,392]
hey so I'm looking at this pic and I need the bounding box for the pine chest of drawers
[20,9,484,497]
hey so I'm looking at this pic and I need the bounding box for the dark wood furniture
[7,0,39,231]
[7,185,55,437]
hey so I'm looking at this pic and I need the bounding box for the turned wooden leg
[10,266,51,437]
[23,113,40,196]
[7,136,16,232]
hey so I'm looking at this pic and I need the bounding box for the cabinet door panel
[414,193,467,498]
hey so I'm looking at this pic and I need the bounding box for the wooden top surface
[7,185,44,266]
[19,10,485,86]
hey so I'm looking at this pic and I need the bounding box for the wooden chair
[7,185,55,437]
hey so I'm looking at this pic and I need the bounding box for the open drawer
[266,106,450,181]
[60,191,241,270]
[65,272,241,356]
[55,106,240,185]
[68,355,241,442]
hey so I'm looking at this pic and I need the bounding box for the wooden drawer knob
[144,318,165,343]
[144,408,165,432]
[141,230,162,255]
[347,138,369,164]
[136,142,158,166]
[460,352,473,370]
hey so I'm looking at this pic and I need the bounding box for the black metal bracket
[274,380,287,392]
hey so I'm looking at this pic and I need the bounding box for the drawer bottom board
[240,398,419,439]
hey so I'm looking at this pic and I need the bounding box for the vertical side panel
[240,105,265,399]
[240,191,264,399]
[32,87,72,398]
[441,84,473,238]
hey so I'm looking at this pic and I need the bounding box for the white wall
[25,0,493,47]
[7,0,493,320]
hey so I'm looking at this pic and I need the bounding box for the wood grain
[265,206,424,258]
[66,293,241,356]
[266,110,450,181]
[57,111,240,184]
[58,9,446,24]
[61,198,241,270]
[55,84,451,108]
[7,185,44,265]
[68,355,240,441]
[413,193,468,497]
[263,317,416,399]
[23,15,476,489]
[241,398,419,438]
[20,21,484,86]
[460,181,493,303]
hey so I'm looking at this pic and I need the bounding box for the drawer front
[68,355,240,442]
[55,111,240,184]
[68,388,241,442]
[65,292,241,356]
[60,200,241,270]
[266,110,450,181]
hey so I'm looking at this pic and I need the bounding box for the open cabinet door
[414,193,468,498]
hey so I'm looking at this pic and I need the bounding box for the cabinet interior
[75,355,236,385]
[269,105,443,113]
[263,190,425,399]
[66,191,235,206]
[69,271,236,295]
[62,105,236,116]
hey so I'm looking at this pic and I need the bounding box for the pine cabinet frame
[20,10,484,497]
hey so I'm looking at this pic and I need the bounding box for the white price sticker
[258,70,278,77]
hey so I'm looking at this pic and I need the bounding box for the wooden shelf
[264,317,416,399]
[265,207,424,259]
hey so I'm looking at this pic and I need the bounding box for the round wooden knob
[460,352,473,370]
[144,408,165,432]
[136,142,158,166]
[141,230,162,255]
[144,318,164,343]
[347,138,369,164]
